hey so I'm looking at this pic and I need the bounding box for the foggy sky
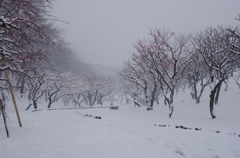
[53,0,240,66]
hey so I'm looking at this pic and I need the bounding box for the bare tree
[45,72,77,108]
[184,49,210,103]
[120,59,158,109]
[97,76,115,105]
[0,0,53,76]
[26,73,49,110]
[133,29,191,117]
[120,60,150,108]
[117,78,134,104]
[192,26,240,119]
[82,72,112,106]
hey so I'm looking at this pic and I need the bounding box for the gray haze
[53,0,240,66]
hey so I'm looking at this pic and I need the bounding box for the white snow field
[1,81,240,158]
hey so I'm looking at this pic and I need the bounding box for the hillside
[0,78,240,158]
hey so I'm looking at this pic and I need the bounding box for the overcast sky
[52,0,240,66]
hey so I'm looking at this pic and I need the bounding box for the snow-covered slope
[0,79,239,158]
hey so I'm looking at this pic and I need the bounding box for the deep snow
[0,81,240,158]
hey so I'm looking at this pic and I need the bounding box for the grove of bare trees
[120,25,240,119]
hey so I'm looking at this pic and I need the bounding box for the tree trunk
[196,78,210,104]
[89,90,98,106]
[33,99,37,109]
[47,99,52,108]
[169,105,174,118]
[164,96,170,107]
[0,99,9,137]
[143,83,149,107]
[99,96,103,105]
[73,100,81,107]
[191,92,195,99]
[209,79,224,119]
[193,83,199,103]
[214,82,222,105]
[20,78,25,95]
[169,90,174,118]
[155,98,159,105]
[209,90,216,119]
[134,100,141,107]
[196,97,200,104]
[79,97,85,106]
[164,97,167,106]
[132,94,140,107]
[26,104,32,111]
[125,93,129,104]
[164,89,174,118]
[149,80,157,108]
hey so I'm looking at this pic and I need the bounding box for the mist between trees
[0,0,239,128]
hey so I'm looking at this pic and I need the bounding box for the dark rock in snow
[147,107,153,111]
[195,128,201,131]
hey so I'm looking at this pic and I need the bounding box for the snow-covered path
[1,103,239,158]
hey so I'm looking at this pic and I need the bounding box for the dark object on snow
[158,125,167,127]
[155,124,239,138]
[110,106,119,110]
[147,107,153,111]
[195,128,201,131]
[179,125,188,130]
[162,125,166,127]
[32,109,43,112]
[84,114,93,117]
[82,113,101,119]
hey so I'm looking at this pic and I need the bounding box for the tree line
[119,25,240,119]
[0,0,118,112]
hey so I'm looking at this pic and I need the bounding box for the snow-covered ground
[1,81,240,158]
